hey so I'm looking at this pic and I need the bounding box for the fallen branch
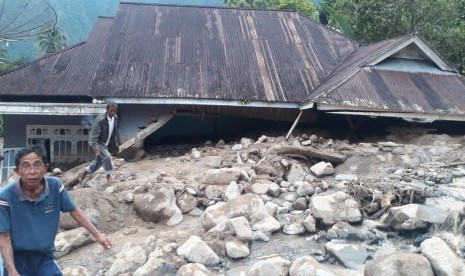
[282,154,309,161]
[440,161,465,168]
[275,146,347,164]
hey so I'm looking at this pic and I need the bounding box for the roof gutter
[0,102,105,115]
[107,97,300,109]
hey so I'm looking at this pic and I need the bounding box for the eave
[108,98,300,109]
[0,102,105,115]
[313,103,465,122]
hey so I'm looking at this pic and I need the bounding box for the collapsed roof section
[302,34,465,122]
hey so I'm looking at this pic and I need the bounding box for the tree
[38,26,66,54]
[318,1,353,35]
[323,0,465,73]
[0,48,6,63]
[0,46,26,74]
[224,0,277,8]
[274,0,318,19]
[225,0,318,19]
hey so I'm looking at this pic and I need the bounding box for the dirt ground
[46,126,465,274]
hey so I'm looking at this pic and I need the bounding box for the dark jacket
[89,112,120,151]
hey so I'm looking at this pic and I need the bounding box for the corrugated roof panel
[317,69,465,114]
[0,3,359,104]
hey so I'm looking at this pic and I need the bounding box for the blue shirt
[0,176,76,257]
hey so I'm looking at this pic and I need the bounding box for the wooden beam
[285,111,303,140]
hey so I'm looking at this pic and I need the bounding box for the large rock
[177,263,216,276]
[203,168,243,185]
[325,241,369,270]
[227,216,254,242]
[133,188,183,226]
[60,189,117,232]
[247,256,291,276]
[55,227,94,258]
[420,237,465,276]
[364,253,433,276]
[176,193,197,213]
[327,221,370,241]
[176,235,220,266]
[286,163,308,184]
[383,204,449,230]
[106,243,148,276]
[201,194,280,233]
[311,192,362,225]
[62,266,89,276]
[310,161,334,177]
[226,240,250,258]
[223,181,242,202]
[133,257,177,276]
[290,256,341,276]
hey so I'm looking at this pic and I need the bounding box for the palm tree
[38,26,66,54]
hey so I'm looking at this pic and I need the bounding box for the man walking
[80,101,120,184]
[0,145,112,275]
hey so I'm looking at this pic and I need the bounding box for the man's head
[14,145,49,185]
[106,101,118,118]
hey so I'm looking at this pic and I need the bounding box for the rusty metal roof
[0,3,359,103]
[303,34,465,117]
[0,3,464,121]
[0,16,114,97]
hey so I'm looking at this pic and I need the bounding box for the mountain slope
[4,0,322,61]
[4,0,225,61]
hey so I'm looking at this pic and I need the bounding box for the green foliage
[37,27,67,54]
[274,0,318,19]
[239,99,252,105]
[0,46,26,75]
[224,0,276,8]
[225,0,318,19]
[0,58,27,75]
[325,0,465,73]
[319,2,353,36]
[0,49,6,63]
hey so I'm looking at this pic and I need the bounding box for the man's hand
[0,233,20,276]
[95,233,112,251]
[93,146,100,154]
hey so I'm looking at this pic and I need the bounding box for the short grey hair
[106,101,118,109]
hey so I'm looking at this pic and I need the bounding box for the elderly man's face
[107,106,117,118]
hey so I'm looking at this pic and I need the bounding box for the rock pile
[55,129,465,275]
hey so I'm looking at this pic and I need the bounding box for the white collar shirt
[106,115,115,146]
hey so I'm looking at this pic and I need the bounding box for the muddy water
[224,175,465,274]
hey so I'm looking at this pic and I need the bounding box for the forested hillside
[4,0,225,61]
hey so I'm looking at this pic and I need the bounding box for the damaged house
[0,2,464,180]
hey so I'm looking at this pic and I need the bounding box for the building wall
[3,115,83,148]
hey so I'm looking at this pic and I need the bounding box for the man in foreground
[80,101,120,184]
[0,145,112,275]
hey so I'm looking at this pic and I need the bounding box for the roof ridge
[361,32,415,47]
[120,1,324,14]
[118,2,361,49]
[119,2,286,12]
